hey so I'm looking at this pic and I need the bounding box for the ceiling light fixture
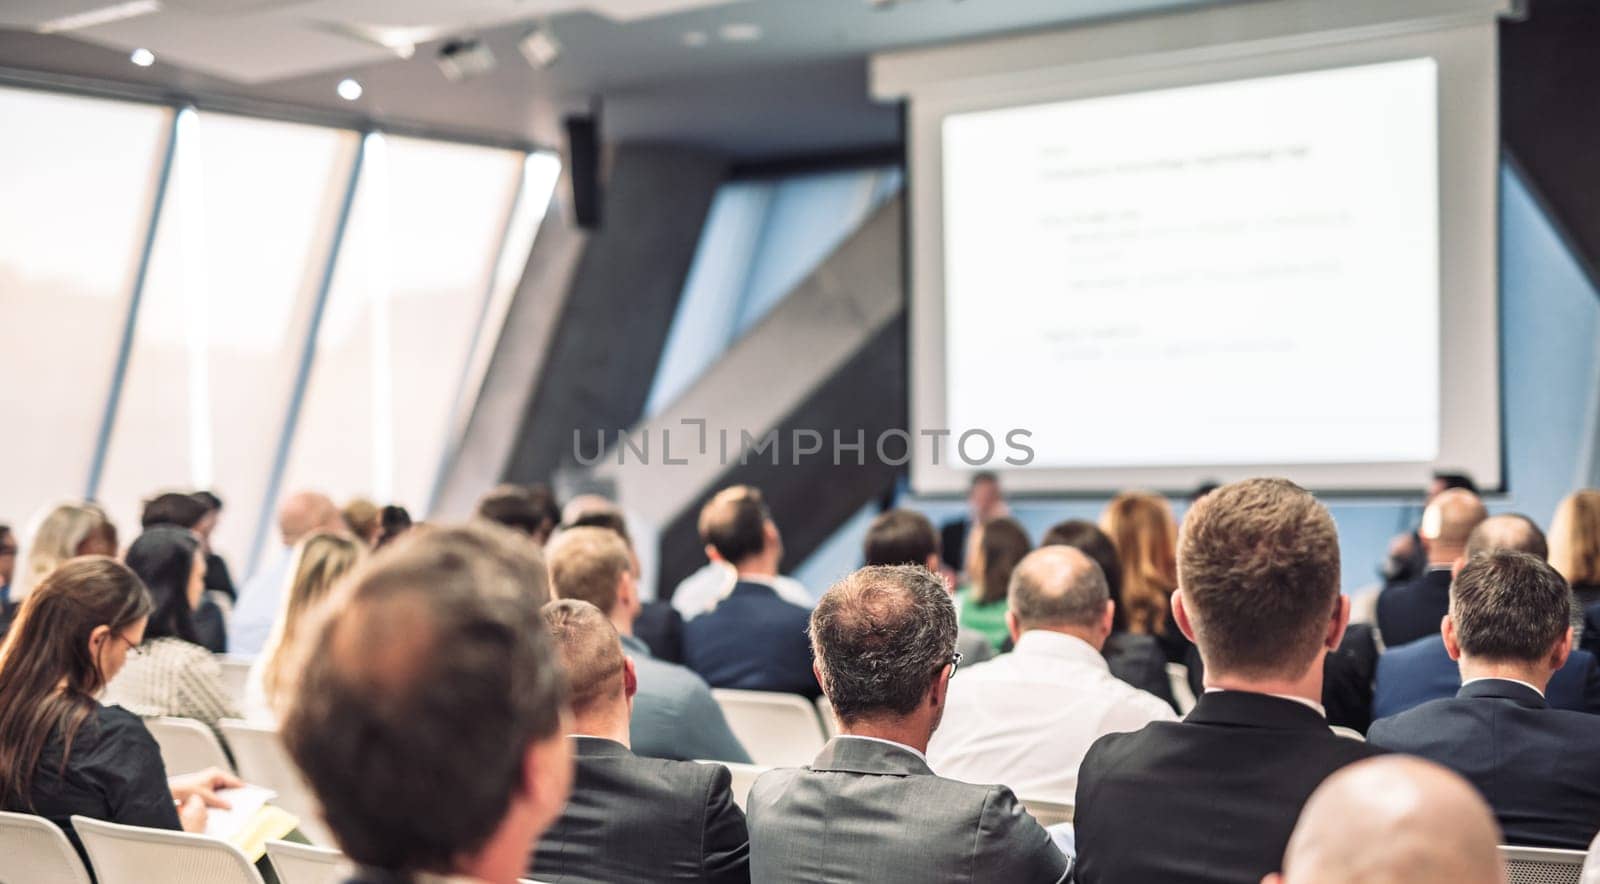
[37,0,162,34]
[130,47,155,67]
[519,25,563,69]
[337,78,363,101]
[436,38,497,81]
[718,23,762,42]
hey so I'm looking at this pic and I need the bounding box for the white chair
[1020,797,1075,827]
[265,840,348,884]
[1501,845,1586,884]
[145,716,233,776]
[220,719,333,847]
[0,811,93,884]
[216,656,255,708]
[1166,663,1197,715]
[815,695,841,738]
[1329,725,1366,741]
[72,815,263,884]
[712,690,828,768]
[695,760,774,812]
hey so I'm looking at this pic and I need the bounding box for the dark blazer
[940,518,971,575]
[1376,567,1453,648]
[683,581,820,698]
[1368,678,1600,849]
[1074,691,1383,884]
[1374,634,1600,718]
[1323,624,1381,733]
[1575,586,1600,657]
[533,737,749,883]
[748,737,1069,883]
[634,600,686,664]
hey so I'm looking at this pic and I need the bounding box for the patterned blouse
[104,636,240,730]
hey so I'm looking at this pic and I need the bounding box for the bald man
[1265,756,1505,884]
[927,546,1175,802]
[1378,488,1488,647]
[229,491,345,655]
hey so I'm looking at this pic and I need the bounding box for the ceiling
[0,0,1236,160]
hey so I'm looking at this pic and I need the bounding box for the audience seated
[546,526,749,763]
[1266,756,1505,884]
[374,504,414,549]
[671,489,813,621]
[0,557,241,862]
[1368,550,1600,848]
[1376,488,1487,647]
[105,526,240,730]
[1551,490,1600,655]
[1101,491,1195,667]
[928,546,1175,802]
[138,491,228,652]
[1073,479,1382,884]
[231,491,344,656]
[682,487,819,698]
[190,491,236,602]
[939,471,1007,579]
[1374,514,1600,717]
[747,564,1069,884]
[1040,519,1175,705]
[476,483,563,547]
[955,517,1030,649]
[534,599,751,883]
[563,499,686,664]
[281,523,571,884]
[1381,472,1481,589]
[14,501,118,603]
[243,532,364,724]
[863,508,994,664]
[340,497,381,547]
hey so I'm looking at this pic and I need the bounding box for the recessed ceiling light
[337,78,363,101]
[682,30,709,48]
[518,26,563,69]
[718,23,762,42]
[130,47,155,67]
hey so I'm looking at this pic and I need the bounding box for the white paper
[202,784,277,841]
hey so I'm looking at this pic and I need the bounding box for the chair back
[0,811,93,884]
[1020,797,1075,827]
[1501,845,1586,884]
[712,690,828,767]
[265,840,348,884]
[695,760,774,811]
[71,815,263,884]
[216,657,254,708]
[219,719,333,847]
[145,716,233,776]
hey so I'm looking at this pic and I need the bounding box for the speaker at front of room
[563,111,601,229]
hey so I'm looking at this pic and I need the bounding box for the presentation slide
[941,59,1441,470]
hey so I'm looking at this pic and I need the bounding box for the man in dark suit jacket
[1368,550,1600,849]
[535,600,749,883]
[1074,480,1384,884]
[747,564,1067,883]
[682,486,819,698]
[1376,488,1486,647]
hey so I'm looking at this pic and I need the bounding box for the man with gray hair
[927,546,1174,802]
[746,565,1068,883]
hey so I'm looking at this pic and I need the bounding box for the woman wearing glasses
[0,557,239,861]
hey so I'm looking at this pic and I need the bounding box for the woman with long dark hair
[104,526,239,730]
[0,557,238,859]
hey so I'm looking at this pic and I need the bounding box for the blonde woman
[1101,492,1191,664]
[243,533,363,723]
[1552,490,1600,655]
[14,501,119,602]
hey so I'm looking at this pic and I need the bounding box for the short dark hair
[476,485,554,538]
[1433,471,1479,495]
[810,565,957,723]
[969,471,999,491]
[281,523,565,874]
[140,492,208,530]
[1040,519,1125,631]
[1178,478,1341,679]
[191,491,223,513]
[1465,514,1548,561]
[567,509,632,546]
[698,486,772,565]
[1451,550,1571,663]
[863,509,939,568]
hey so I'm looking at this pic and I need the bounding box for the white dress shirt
[927,630,1176,803]
[670,562,813,619]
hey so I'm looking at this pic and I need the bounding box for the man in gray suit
[533,600,750,883]
[546,526,750,763]
[747,564,1069,884]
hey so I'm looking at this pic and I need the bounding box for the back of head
[863,509,939,568]
[140,492,208,530]
[262,533,366,707]
[1100,492,1178,634]
[810,564,957,724]
[281,523,567,874]
[565,509,632,547]
[1450,550,1570,665]
[545,526,633,616]
[342,498,380,544]
[698,485,772,566]
[1276,756,1504,884]
[476,485,560,542]
[972,517,1031,605]
[1550,490,1600,586]
[542,599,626,718]
[1420,488,1488,555]
[1041,519,1125,630]
[0,557,151,807]
[279,491,339,547]
[1009,546,1110,633]
[124,526,200,644]
[1178,478,1340,679]
[1465,514,1548,560]
[561,494,615,530]
[21,501,114,595]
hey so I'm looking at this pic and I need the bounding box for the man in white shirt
[928,545,1174,801]
[229,490,344,655]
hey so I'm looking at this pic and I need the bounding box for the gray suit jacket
[747,737,1069,884]
[624,634,752,763]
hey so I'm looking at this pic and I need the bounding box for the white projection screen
[877,0,1508,495]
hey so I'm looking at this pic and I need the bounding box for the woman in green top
[955,517,1032,649]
